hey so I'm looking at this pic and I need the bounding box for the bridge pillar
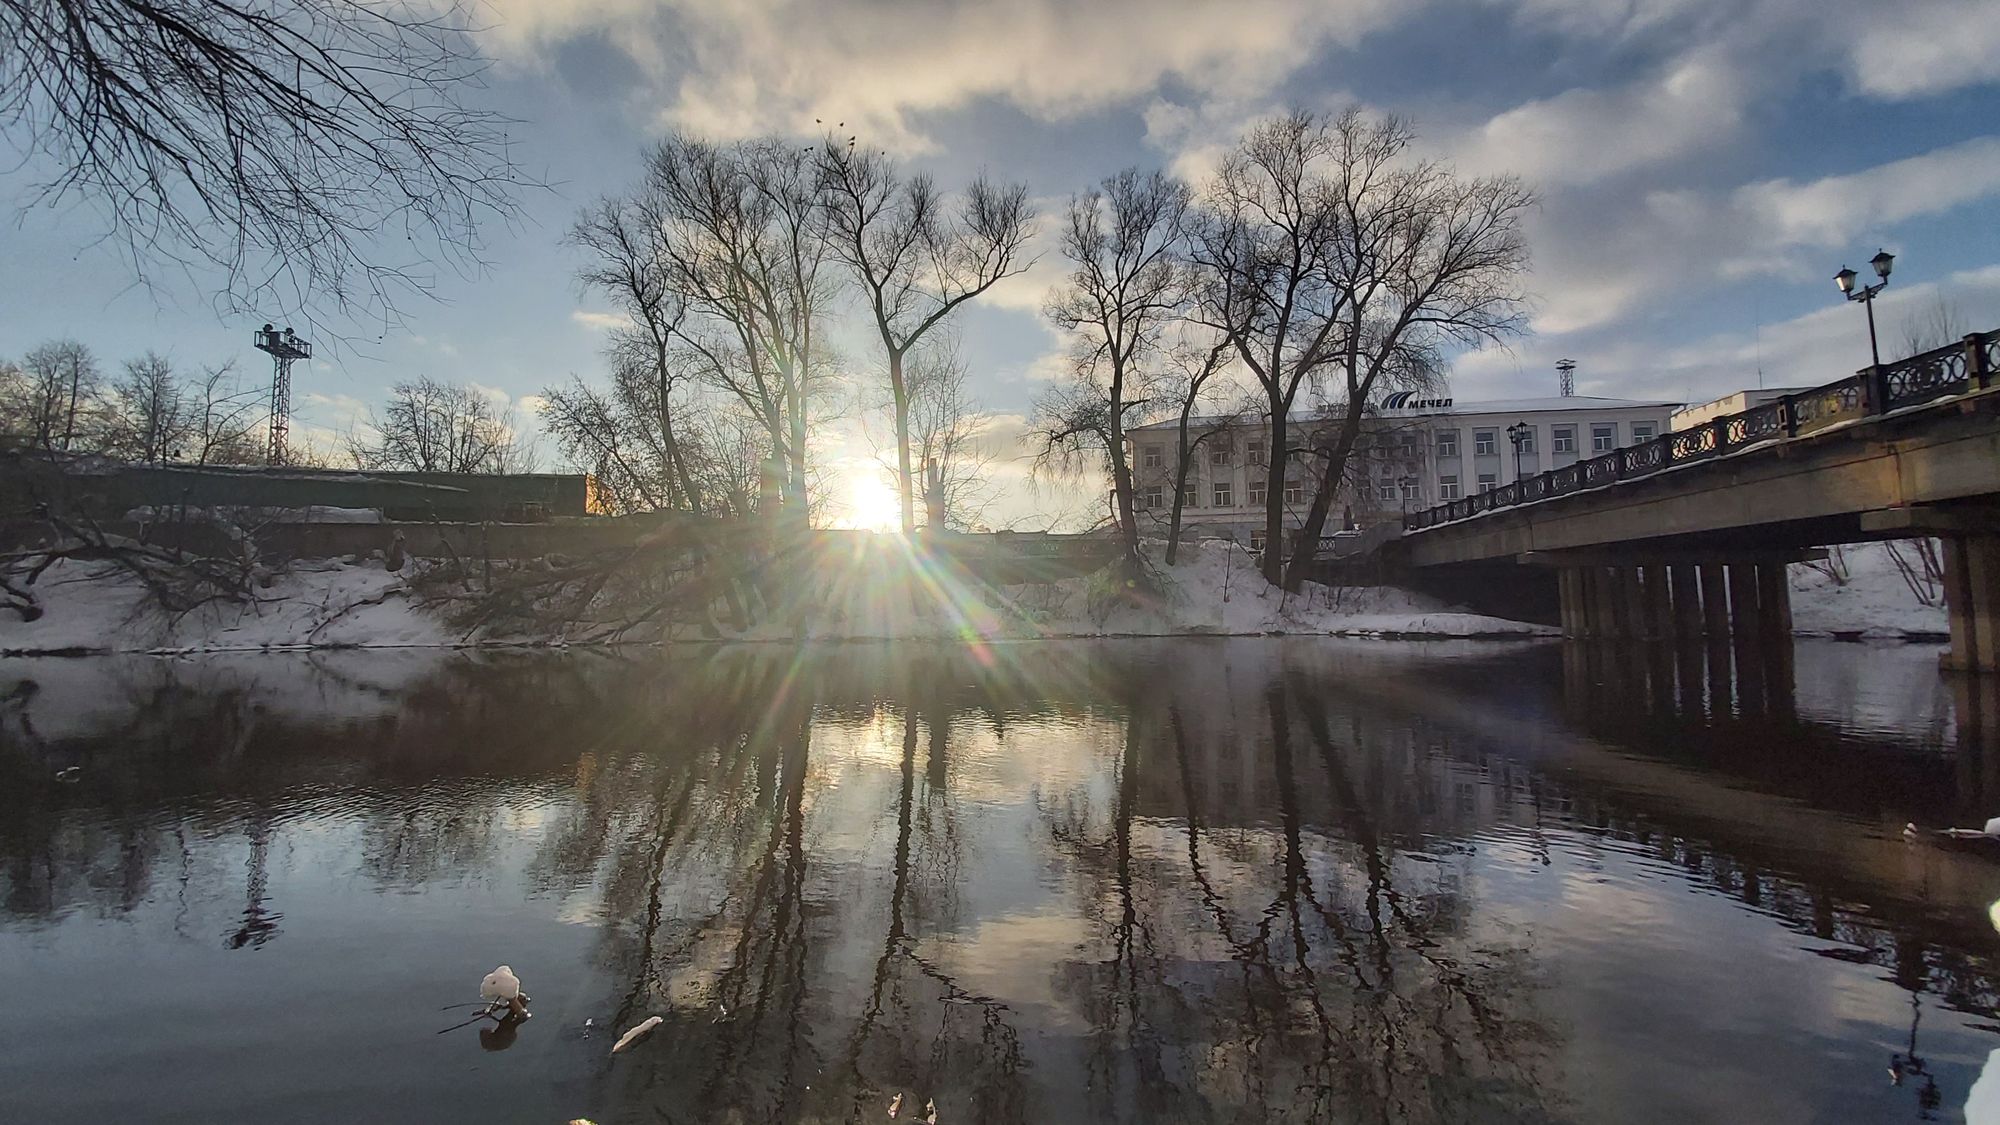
[1615,567,1646,639]
[1943,536,2000,673]
[1591,566,1623,639]
[1559,567,1588,638]
[1668,564,1702,641]
[1642,565,1674,640]
[1699,564,1731,639]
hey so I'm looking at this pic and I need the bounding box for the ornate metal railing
[1404,329,1998,532]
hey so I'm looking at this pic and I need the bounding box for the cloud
[1447,48,1748,188]
[1455,265,2000,405]
[1844,1,2000,100]
[1522,137,2000,335]
[570,309,632,331]
[483,0,1402,150]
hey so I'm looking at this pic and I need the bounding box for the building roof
[1127,394,1681,434]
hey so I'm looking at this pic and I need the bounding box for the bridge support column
[1699,564,1731,639]
[1668,564,1702,641]
[1592,566,1623,639]
[1642,565,1674,641]
[1559,567,1588,638]
[1943,536,2000,673]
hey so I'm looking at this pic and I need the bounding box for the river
[2,639,1997,1123]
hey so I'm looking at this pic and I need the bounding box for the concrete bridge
[1388,330,2000,671]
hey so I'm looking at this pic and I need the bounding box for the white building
[1671,388,1810,432]
[1124,394,1680,548]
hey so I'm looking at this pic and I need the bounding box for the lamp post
[1506,421,1530,484]
[1834,249,1895,369]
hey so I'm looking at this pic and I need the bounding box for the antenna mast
[253,324,311,465]
[1555,358,1577,398]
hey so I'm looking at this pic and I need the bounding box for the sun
[842,468,903,532]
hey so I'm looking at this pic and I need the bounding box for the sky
[4,0,1999,528]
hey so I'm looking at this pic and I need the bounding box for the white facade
[1124,395,1680,546]
[1671,388,1810,432]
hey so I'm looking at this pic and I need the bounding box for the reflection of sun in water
[843,469,902,532]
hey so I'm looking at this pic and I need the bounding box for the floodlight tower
[1555,358,1576,398]
[253,324,311,465]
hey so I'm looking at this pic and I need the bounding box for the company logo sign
[1379,391,1454,412]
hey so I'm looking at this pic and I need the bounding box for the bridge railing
[1404,328,1998,532]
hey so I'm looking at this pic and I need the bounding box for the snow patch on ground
[0,537,1552,653]
[0,557,448,654]
[748,537,1554,642]
[1788,541,1949,639]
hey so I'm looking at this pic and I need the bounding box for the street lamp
[1506,421,1530,484]
[1834,249,1895,369]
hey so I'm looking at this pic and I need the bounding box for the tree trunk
[889,350,914,533]
[655,341,703,514]
[1165,405,1198,565]
[1262,411,1288,585]
[1282,411,1363,591]
[1107,363,1140,565]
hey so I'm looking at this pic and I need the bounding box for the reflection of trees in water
[13,641,2000,1121]
[1039,654,1566,1124]
[568,652,1031,1123]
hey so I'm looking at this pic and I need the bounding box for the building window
[1142,444,1162,468]
[1376,482,1396,503]
[1552,426,1575,453]
[1213,482,1233,507]
[1474,429,1497,456]
[1632,422,1657,442]
[1436,430,1458,458]
[1210,443,1231,466]
[1181,483,1199,508]
[1592,423,1616,452]
[1283,482,1303,504]
[1477,472,1498,493]
[1515,427,1536,454]
[1249,530,1266,551]
[1140,485,1161,510]
[1439,475,1460,500]
[1246,439,1265,465]
[1247,480,1266,506]
[1401,480,1420,502]
[1397,436,1418,459]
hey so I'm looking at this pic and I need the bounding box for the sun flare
[842,469,903,532]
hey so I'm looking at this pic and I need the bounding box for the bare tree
[817,140,1033,531]
[358,376,523,473]
[13,340,101,452]
[538,361,764,518]
[108,352,190,463]
[184,362,266,465]
[898,341,998,530]
[569,195,707,513]
[639,135,832,525]
[1039,169,1193,565]
[1158,334,1240,564]
[1898,295,1969,356]
[1,0,532,324]
[1193,110,1532,587]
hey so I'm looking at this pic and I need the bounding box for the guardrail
[1404,329,1998,532]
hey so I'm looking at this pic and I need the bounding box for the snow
[0,557,449,654]
[125,504,384,524]
[751,537,1554,643]
[6,535,1945,654]
[0,536,1551,653]
[1788,541,1949,639]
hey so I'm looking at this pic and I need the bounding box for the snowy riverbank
[0,537,1948,655]
[0,539,1549,654]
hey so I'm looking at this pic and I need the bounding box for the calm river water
[4,639,2000,1123]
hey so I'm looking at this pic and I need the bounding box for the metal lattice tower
[1555,358,1576,398]
[253,324,310,465]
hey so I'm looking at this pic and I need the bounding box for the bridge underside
[1397,388,2000,671]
